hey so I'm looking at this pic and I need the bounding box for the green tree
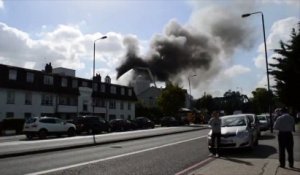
[223,90,250,114]
[195,93,215,113]
[251,88,270,114]
[157,83,185,116]
[269,24,300,111]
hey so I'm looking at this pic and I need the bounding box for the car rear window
[40,118,56,123]
[25,118,36,124]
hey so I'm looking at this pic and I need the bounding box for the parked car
[23,117,76,139]
[207,114,259,151]
[245,113,261,137]
[109,119,136,132]
[132,117,155,129]
[257,114,270,131]
[160,116,180,127]
[72,116,110,134]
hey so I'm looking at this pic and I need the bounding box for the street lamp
[92,36,107,144]
[92,36,107,114]
[188,75,196,109]
[242,11,273,133]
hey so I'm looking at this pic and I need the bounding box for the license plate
[221,139,233,144]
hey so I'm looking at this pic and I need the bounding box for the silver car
[257,114,270,131]
[208,114,259,151]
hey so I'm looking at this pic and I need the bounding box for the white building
[0,63,137,121]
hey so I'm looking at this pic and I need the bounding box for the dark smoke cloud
[116,5,255,84]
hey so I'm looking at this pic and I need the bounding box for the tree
[251,88,270,114]
[157,83,185,116]
[195,93,215,113]
[269,24,300,111]
[222,90,250,114]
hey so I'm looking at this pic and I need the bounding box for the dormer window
[61,78,68,87]
[110,86,116,94]
[9,70,17,80]
[128,89,132,96]
[101,84,105,92]
[26,72,34,83]
[44,75,53,85]
[121,88,125,95]
[105,76,111,84]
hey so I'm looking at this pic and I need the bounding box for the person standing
[208,111,221,158]
[274,107,295,168]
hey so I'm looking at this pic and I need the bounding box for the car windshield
[221,117,246,127]
[257,115,267,121]
[25,118,36,124]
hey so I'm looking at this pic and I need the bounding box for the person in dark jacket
[208,111,221,157]
[274,107,295,168]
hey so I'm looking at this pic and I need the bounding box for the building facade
[0,63,137,121]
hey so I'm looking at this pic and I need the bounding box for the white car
[23,117,76,139]
[208,114,259,151]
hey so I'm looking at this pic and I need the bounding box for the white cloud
[256,74,276,89]
[0,22,141,79]
[224,65,251,78]
[254,17,298,69]
[261,0,300,6]
[0,0,3,9]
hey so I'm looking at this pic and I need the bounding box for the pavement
[184,124,300,175]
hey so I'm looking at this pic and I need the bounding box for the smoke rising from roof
[116,5,255,86]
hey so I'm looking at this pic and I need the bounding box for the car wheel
[26,134,33,140]
[67,128,76,137]
[38,129,47,139]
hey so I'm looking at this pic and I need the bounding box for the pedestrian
[274,107,295,168]
[208,111,221,158]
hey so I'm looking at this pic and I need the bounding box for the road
[0,129,299,175]
[0,129,210,175]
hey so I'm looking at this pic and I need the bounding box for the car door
[246,115,256,143]
[55,118,65,132]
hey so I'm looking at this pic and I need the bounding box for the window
[26,72,34,83]
[93,83,98,91]
[41,94,53,105]
[82,81,88,87]
[128,115,131,120]
[25,93,32,105]
[120,101,124,110]
[72,80,78,88]
[24,113,32,120]
[109,100,116,109]
[59,96,67,105]
[120,114,124,119]
[61,78,68,87]
[44,75,53,85]
[101,84,105,92]
[109,115,116,120]
[98,99,106,107]
[9,70,17,80]
[110,86,116,94]
[128,89,132,96]
[121,88,125,95]
[7,91,15,104]
[6,112,14,118]
[128,102,131,110]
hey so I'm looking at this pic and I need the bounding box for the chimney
[44,62,53,73]
[93,73,101,82]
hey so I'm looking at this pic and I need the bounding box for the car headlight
[237,131,249,138]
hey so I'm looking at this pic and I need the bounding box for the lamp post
[92,36,107,115]
[242,11,273,133]
[188,75,196,109]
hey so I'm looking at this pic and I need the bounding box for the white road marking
[175,157,214,175]
[0,127,186,146]
[26,135,207,175]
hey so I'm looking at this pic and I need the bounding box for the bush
[2,118,25,134]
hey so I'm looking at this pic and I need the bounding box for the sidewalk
[186,123,300,175]
[187,157,300,175]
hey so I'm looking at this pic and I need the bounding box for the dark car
[160,116,180,127]
[109,119,136,132]
[72,116,110,134]
[133,117,155,129]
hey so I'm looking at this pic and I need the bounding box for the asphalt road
[0,129,210,175]
[1,129,299,175]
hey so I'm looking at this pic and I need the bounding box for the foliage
[269,24,300,111]
[251,88,270,114]
[157,83,186,116]
[195,93,215,113]
[222,90,250,114]
[135,101,162,124]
